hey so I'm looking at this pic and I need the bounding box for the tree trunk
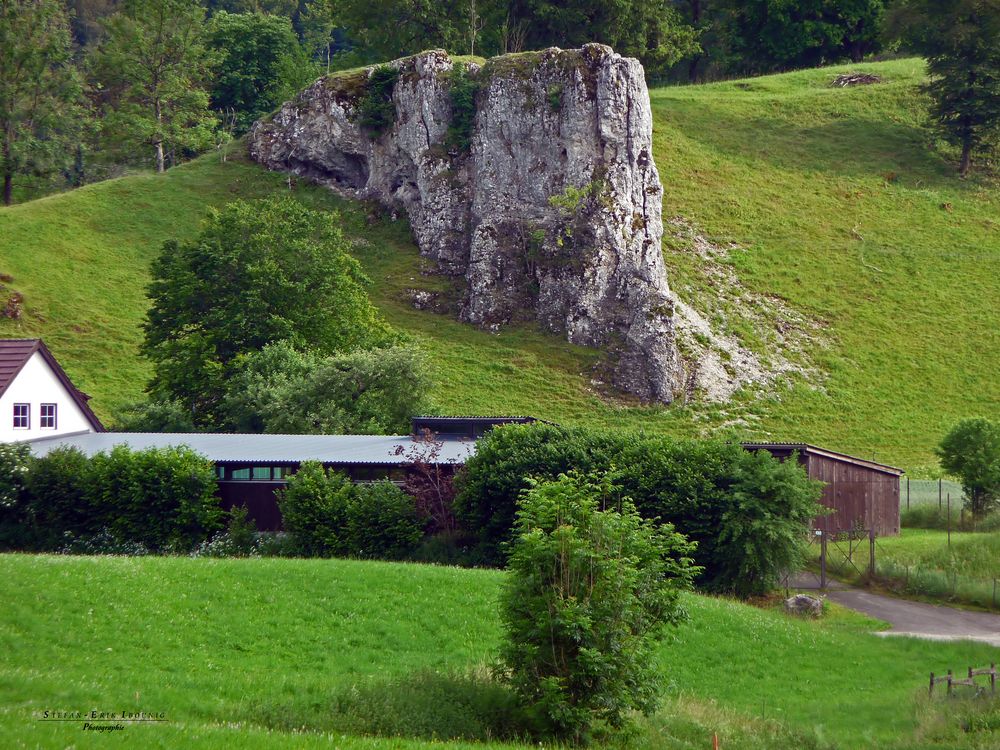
[154,99,165,173]
[2,172,12,206]
[959,137,972,177]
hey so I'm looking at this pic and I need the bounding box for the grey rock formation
[784,594,824,617]
[248,45,684,402]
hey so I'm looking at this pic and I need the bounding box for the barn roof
[741,442,904,476]
[0,339,104,431]
[25,431,476,465]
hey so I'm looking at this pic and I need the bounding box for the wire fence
[902,478,965,510]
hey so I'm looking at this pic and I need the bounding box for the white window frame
[40,403,57,429]
[13,403,29,429]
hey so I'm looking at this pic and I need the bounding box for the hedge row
[453,424,824,597]
[0,443,221,551]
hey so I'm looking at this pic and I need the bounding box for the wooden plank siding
[804,453,900,536]
[743,444,902,537]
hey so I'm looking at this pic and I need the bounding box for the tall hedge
[454,424,823,596]
[277,461,354,557]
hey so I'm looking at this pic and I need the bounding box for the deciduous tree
[0,0,84,204]
[89,0,218,172]
[936,418,1000,520]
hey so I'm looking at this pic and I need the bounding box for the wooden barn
[742,443,903,536]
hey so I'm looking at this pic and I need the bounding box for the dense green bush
[349,481,424,560]
[453,424,625,564]
[0,443,33,550]
[456,424,822,596]
[25,447,94,542]
[88,446,222,550]
[616,439,822,597]
[278,461,354,556]
[356,65,399,134]
[498,472,697,741]
[936,417,1000,520]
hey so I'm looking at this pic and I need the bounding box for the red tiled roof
[0,338,104,431]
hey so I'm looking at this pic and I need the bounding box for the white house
[0,339,104,443]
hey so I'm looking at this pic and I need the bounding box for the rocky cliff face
[248,44,684,402]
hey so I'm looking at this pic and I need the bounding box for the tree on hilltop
[891,0,1000,176]
[89,0,218,172]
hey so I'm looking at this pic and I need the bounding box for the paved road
[789,572,1000,646]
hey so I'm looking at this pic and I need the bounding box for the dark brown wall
[218,482,285,531]
[804,454,900,536]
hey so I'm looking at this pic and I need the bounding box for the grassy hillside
[1,58,996,470]
[2,554,999,749]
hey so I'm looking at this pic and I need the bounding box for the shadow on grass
[257,668,531,742]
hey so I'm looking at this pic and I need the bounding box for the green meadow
[2,554,999,749]
[1,58,997,471]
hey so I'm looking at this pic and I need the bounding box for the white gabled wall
[0,352,97,442]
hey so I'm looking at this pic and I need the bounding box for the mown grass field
[0,58,996,471]
[1,554,999,749]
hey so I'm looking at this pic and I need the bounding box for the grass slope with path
[0,58,996,471]
[2,554,1000,749]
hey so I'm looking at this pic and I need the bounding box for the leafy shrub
[348,481,423,560]
[109,398,197,432]
[456,424,821,597]
[25,447,94,543]
[498,472,697,741]
[356,65,399,134]
[0,443,33,550]
[453,424,626,564]
[277,461,355,556]
[88,445,222,551]
[616,439,822,597]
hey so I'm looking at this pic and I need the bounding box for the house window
[40,404,57,429]
[12,404,29,429]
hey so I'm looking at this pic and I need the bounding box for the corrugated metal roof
[25,431,476,465]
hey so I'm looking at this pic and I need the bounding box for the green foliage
[332,0,470,62]
[143,197,394,425]
[0,442,32,548]
[207,11,317,134]
[722,0,885,73]
[348,481,424,560]
[193,504,259,557]
[220,341,426,434]
[89,0,218,172]
[0,0,84,205]
[890,0,1000,175]
[328,669,526,741]
[446,62,480,152]
[498,472,697,741]
[87,445,222,550]
[507,0,700,79]
[456,424,821,596]
[25,447,93,541]
[453,424,624,564]
[936,418,1000,520]
[110,398,197,432]
[277,461,355,556]
[356,65,399,135]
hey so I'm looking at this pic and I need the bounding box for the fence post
[907,477,910,511]
[993,579,996,609]
[947,493,952,549]
[992,663,996,695]
[947,670,954,696]
[868,526,876,580]
[930,672,935,696]
[820,530,827,590]
[939,478,943,510]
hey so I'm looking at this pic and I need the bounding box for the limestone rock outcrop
[249,45,685,402]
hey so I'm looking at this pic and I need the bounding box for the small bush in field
[348,481,423,560]
[193,505,259,557]
[278,461,354,556]
[497,472,698,742]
